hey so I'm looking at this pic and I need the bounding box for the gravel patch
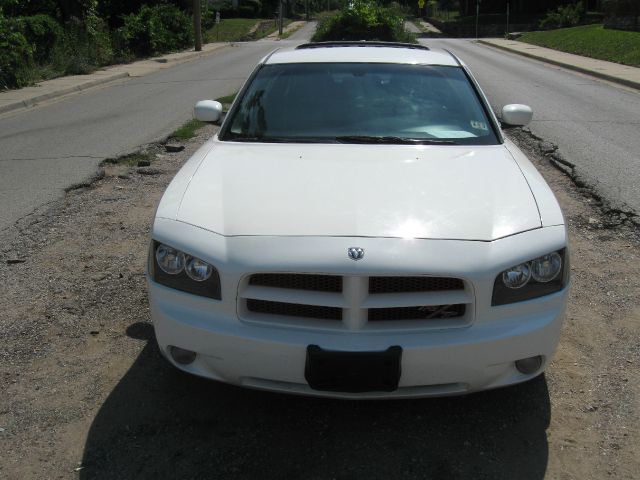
[0,125,638,479]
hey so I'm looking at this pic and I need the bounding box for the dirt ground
[0,125,639,480]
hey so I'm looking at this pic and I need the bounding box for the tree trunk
[194,0,202,51]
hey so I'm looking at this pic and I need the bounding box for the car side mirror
[194,100,223,123]
[501,104,533,127]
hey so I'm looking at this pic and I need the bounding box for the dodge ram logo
[348,247,365,261]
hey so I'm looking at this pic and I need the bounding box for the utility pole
[506,1,510,37]
[475,0,480,41]
[278,0,283,36]
[194,0,202,51]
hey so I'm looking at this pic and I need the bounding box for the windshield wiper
[227,136,291,143]
[227,136,335,143]
[335,135,455,145]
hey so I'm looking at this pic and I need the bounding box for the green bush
[603,0,640,16]
[313,0,416,43]
[387,1,412,19]
[116,3,194,57]
[49,15,113,75]
[202,1,227,30]
[204,0,262,23]
[539,2,584,30]
[18,14,62,64]
[1,3,203,90]
[0,10,35,89]
[237,4,260,18]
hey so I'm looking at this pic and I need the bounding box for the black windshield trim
[226,135,337,143]
[296,41,430,51]
[335,136,456,145]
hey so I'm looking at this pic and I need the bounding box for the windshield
[220,62,499,145]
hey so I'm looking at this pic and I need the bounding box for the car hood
[174,142,541,241]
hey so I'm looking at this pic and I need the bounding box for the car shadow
[80,322,550,480]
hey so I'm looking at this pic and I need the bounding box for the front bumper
[149,278,567,400]
[148,220,569,399]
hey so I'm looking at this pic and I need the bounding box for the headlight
[155,244,185,275]
[492,249,568,306]
[502,263,531,289]
[185,255,213,281]
[150,242,221,299]
[531,252,562,282]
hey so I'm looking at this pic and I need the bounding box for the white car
[147,42,570,399]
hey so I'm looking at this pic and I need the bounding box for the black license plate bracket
[305,345,402,393]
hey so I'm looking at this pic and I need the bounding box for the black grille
[368,304,466,321]
[247,299,342,320]
[249,273,342,292]
[369,276,464,294]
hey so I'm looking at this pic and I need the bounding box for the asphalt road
[0,22,316,235]
[1,29,638,234]
[423,38,640,216]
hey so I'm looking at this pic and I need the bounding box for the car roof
[264,42,460,67]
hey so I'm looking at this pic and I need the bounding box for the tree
[194,0,201,50]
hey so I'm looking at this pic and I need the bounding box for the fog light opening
[515,356,543,375]
[170,345,197,365]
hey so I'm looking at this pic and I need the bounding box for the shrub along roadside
[312,0,416,43]
[518,24,640,68]
[539,2,584,30]
[115,4,193,59]
[0,11,35,89]
[0,3,193,90]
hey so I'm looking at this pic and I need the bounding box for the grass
[104,151,153,166]
[168,94,238,142]
[216,92,237,105]
[203,18,290,42]
[440,11,603,26]
[444,13,542,25]
[170,118,207,141]
[166,93,237,143]
[204,18,259,42]
[518,24,640,67]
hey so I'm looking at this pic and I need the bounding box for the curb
[0,72,130,115]
[0,43,230,116]
[477,40,640,91]
[152,43,230,67]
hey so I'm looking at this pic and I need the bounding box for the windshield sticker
[470,120,488,131]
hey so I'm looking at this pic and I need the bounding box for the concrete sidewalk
[0,42,229,115]
[417,20,442,35]
[264,20,307,40]
[478,38,640,91]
